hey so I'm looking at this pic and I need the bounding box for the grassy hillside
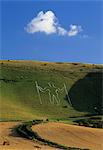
[0,60,102,121]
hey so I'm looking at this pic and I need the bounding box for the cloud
[25,10,83,37]
[68,25,83,36]
[25,11,57,34]
[57,27,67,36]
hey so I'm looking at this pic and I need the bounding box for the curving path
[32,122,103,150]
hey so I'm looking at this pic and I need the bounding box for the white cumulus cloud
[25,10,83,37]
[25,11,57,34]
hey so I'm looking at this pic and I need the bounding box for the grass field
[0,60,103,121]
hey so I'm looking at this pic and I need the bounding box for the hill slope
[0,60,102,121]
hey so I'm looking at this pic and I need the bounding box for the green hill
[0,60,103,121]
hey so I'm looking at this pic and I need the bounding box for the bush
[57,119,59,121]
[72,63,78,65]
[79,69,83,71]
[82,65,86,67]
[74,118,103,128]
[43,63,47,66]
[63,105,68,108]
[46,118,49,122]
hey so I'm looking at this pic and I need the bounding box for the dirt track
[0,122,56,150]
[32,122,103,150]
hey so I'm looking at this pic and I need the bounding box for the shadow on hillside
[66,71,103,114]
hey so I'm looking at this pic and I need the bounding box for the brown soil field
[0,122,56,150]
[32,122,103,150]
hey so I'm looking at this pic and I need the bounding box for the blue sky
[1,0,103,64]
